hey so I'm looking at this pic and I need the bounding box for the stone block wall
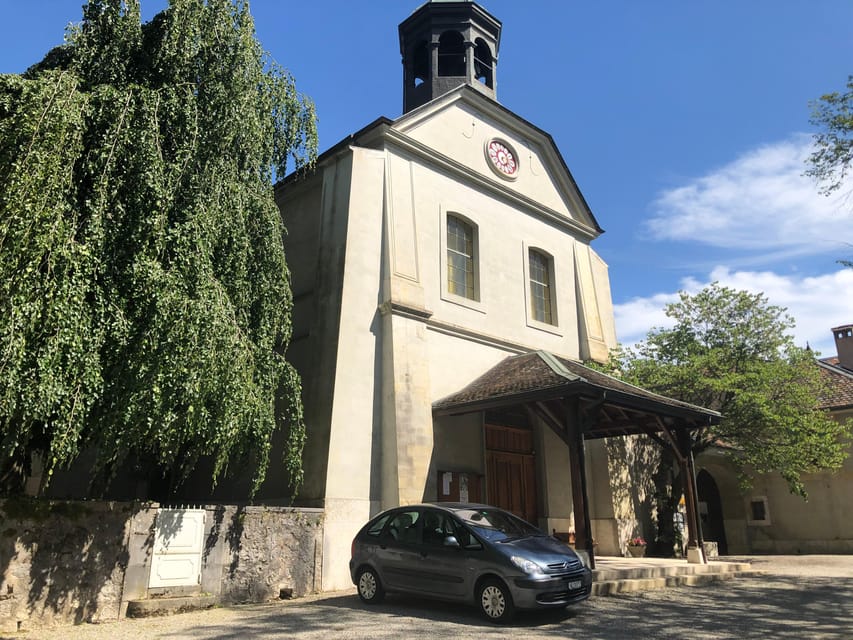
[0,499,143,634]
[0,499,324,634]
[202,505,324,603]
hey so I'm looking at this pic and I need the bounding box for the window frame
[746,496,771,526]
[522,243,561,334]
[440,209,484,312]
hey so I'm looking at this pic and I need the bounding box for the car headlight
[510,555,544,575]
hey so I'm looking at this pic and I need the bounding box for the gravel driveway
[11,555,853,640]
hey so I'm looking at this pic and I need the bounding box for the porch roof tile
[433,351,719,424]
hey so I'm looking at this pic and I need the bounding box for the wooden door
[485,425,537,523]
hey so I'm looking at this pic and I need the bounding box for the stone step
[125,595,218,618]
[592,567,761,596]
[593,561,753,582]
[589,556,759,596]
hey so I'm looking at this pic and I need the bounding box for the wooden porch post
[677,428,706,563]
[566,399,595,569]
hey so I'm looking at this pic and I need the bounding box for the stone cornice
[379,299,532,355]
[379,300,434,321]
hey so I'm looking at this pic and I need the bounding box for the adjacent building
[696,325,853,555]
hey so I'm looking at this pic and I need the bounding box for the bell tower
[399,0,502,113]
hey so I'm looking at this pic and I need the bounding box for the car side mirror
[443,535,461,549]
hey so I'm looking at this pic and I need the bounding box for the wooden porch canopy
[432,351,721,568]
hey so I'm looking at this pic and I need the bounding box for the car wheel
[356,566,385,604]
[477,578,515,623]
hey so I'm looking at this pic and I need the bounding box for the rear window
[365,513,392,537]
[455,509,541,542]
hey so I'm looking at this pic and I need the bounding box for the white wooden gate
[148,508,206,589]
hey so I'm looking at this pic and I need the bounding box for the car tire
[356,566,385,604]
[477,578,515,623]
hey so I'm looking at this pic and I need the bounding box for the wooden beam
[564,397,596,569]
[653,416,685,465]
[637,423,669,449]
[527,402,570,447]
[677,427,706,563]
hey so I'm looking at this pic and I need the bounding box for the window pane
[422,510,447,547]
[529,250,553,324]
[447,216,475,300]
[367,514,392,537]
[387,510,421,544]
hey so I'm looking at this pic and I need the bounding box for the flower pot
[627,544,646,558]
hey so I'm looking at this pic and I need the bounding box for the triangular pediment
[388,86,603,237]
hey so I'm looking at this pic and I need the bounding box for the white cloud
[615,267,853,356]
[647,135,853,259]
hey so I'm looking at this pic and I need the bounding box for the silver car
[349,503,592,623]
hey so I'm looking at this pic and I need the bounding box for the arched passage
[697,469,728,555]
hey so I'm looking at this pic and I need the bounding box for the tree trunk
[649,447,683,557]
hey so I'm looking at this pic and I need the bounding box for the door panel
[375,509,423,592]
[149,508,205,589]
[410,509,469,597]
[485,425,537,524]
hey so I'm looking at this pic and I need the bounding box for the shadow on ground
[166,574,853,639]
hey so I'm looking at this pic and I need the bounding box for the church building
[276,0,718,590]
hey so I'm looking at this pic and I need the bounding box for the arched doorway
[697,469,728,555]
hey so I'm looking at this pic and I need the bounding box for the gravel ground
[9,555,853,640]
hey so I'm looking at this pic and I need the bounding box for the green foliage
[616,283,851,497]
[0,0,317,496]
[806,75,853,196]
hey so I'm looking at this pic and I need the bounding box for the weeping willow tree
[0,0,317,497]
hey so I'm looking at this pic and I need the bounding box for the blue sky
[2,1,852,355]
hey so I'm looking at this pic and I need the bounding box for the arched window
[412,40,429,87]
[474,38,493,87]
[447,215,477,299]
[528,249,554,324]
[438,31,465,77]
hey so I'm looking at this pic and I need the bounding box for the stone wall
[0,499,140,634]
[0,499,324,634]
[202,505,324,603]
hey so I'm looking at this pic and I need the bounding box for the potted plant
[627,536,647,558]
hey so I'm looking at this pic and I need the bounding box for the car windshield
[454,509,542,542]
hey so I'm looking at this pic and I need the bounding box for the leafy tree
[806,76,853,268]
[0,0,317,497]
[614,284,851,555]
[806,75,853,197]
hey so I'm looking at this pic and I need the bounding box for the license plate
[567,580,582,590]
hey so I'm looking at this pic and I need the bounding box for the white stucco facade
[276,87,620,589]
